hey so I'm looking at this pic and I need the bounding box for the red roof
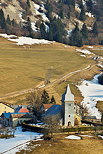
[19,108,29,113]
[43,104,53,110]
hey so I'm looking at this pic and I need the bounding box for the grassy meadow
[17,133,103,154]
[0,37,94,97]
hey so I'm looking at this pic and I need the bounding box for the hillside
[0,0,103,46]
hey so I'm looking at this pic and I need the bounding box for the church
[42,84,80,127]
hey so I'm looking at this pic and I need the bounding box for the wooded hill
[0,0,103,46]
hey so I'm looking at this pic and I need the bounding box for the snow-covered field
[8,37,52,45]
[78,74,103,119]
[0,127,43,154]
[0,34,53,45]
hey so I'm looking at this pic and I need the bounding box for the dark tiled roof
[43,104,63,116]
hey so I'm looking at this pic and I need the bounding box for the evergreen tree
[79,7,86,21]
[63,0,75,8]
[45,0,53,19]
[67,11,70,19]
[41,90,50,104]
[92,21,98,36]
[49,17,66,43]
[98,74,103,85]
[69,23,83,47]
[11,19,17,26]
[59,9,64,19]
[50,96,56,104]
[81,23,88,39]
[48,25,53,41]
[0,9,6,30]
[27,0,31,8]
[6,14,11,25]
[86,0,93,13]
[25,17,33,37]
[40,22,46,39]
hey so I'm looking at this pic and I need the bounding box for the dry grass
[0,38,93,97]
[17,134,103,154]
[53,64,100,105]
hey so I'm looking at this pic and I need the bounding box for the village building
[62,84,75,126]
[0,102,14,116]
[0,113,13,127]
[11,112,34,127]
[42,84,81,127]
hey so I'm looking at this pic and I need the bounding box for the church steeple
[65,84,74,102]
[62,84,75,126]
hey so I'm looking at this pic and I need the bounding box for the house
[11,112,35,127]
[1,113,13,127]
[0,102,14,115]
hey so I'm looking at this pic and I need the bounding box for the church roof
[43,104,63,117]
[62,84,74,102]
[43,104,53,110]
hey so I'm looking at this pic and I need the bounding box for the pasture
[0,37,93,97]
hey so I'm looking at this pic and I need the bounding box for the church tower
[62,84,75,126]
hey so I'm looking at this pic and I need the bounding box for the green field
[0,37,93,97]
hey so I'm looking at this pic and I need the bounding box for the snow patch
[33,2,49,22]
[8,36,53,45]
[80,135,93,137]
[0,127,43,154]
[67,29,72,37]
[19,12,25,22]
[77,74,103,119]
[86,12,94,18]
[76,49,92,55]
[98,135,103,139]
[0,34,17,39]
[65,135,81,140]
[87,46,93,49]
[31,22,39,32]
[80,54,86,57]
[0,34,53,45]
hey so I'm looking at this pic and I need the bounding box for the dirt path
[0,64,94,100]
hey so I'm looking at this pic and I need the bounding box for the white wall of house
[12,118,32,127]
